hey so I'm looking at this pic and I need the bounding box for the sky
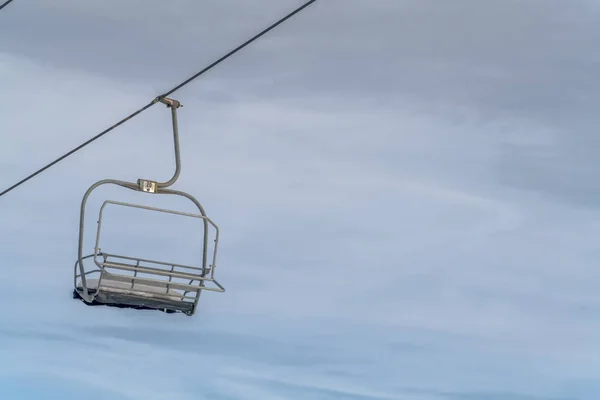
[2,0,600,399]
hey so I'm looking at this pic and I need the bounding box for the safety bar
[103,260,206,282]
[93,200,220,281]
[99,259,225,292]
[100,252,208,273]
[76,199,224,305]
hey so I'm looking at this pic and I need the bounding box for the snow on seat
[76,277,185,301]
[74,243,224,316]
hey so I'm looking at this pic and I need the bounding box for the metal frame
[72,97,224,316]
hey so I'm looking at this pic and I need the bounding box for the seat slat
[77,277,197,302]
[101,272,202,294]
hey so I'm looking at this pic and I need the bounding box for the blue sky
[2,0,600,399]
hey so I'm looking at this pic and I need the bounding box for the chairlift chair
[72,97,224,316]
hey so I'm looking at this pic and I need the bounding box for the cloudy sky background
[2,0,600,399]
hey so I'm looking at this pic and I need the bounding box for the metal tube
[156,98,181,189]
[101,199,217,222]
[101,252,207,272]
[102,260,208,281]
[157,187,211,312]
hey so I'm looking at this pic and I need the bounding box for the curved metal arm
[156,97,182,189]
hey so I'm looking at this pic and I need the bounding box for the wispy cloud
[3,0,600,399]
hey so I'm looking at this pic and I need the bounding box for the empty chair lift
[72,97,224,316]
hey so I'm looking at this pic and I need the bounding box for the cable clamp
[137,179,157,193]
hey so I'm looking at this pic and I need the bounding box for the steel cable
[0,0,15,12]
[0,0,318,197]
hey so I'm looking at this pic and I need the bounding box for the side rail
[73,253,101,293]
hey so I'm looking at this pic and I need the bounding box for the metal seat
[72,97,225,316]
